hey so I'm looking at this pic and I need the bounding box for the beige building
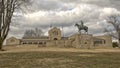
[6,27,112,48]
[6,37,20,45]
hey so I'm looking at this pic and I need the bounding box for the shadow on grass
[0,49,6,51]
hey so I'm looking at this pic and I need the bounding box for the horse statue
[75,21,88,34]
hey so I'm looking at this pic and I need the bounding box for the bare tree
[0,0,31,50]
[23,28,43,38]
[23,30,33,38]
[105,14,120,47]
[34,28,43,37]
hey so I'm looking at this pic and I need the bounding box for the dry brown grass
[1,45,120,68]
[1,45,120,53]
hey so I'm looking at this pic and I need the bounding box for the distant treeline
[23,28,44,38]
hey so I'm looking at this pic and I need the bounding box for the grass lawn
[0,45,120,68]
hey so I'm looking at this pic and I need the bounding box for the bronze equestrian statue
[75,21,88,34]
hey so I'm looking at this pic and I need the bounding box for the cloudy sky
[8,0,120,38]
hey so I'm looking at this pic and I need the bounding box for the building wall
[6,37,20,45]
[6,27,113,49]
[80,34,94,48]
[71,34,93,48]
[21,39,49,47]
[65,40,73,47]
[56,40,65,47]
[46,40,56,47]
[48,27,61,40]
[94,35,112,47]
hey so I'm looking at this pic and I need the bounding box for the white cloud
[99,8,120,19]
[8,0,120,38]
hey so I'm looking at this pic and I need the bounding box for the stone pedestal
[72,34,94,49]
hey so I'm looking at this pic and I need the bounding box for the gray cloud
[31,0,62,11]
[8,0,120,38]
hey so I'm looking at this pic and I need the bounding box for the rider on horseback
[75,20,88,34]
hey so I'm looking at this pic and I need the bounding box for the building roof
[7,37,18,40]
[93,37,104,41]
[61,37,68,40]
[22,36,49,39]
